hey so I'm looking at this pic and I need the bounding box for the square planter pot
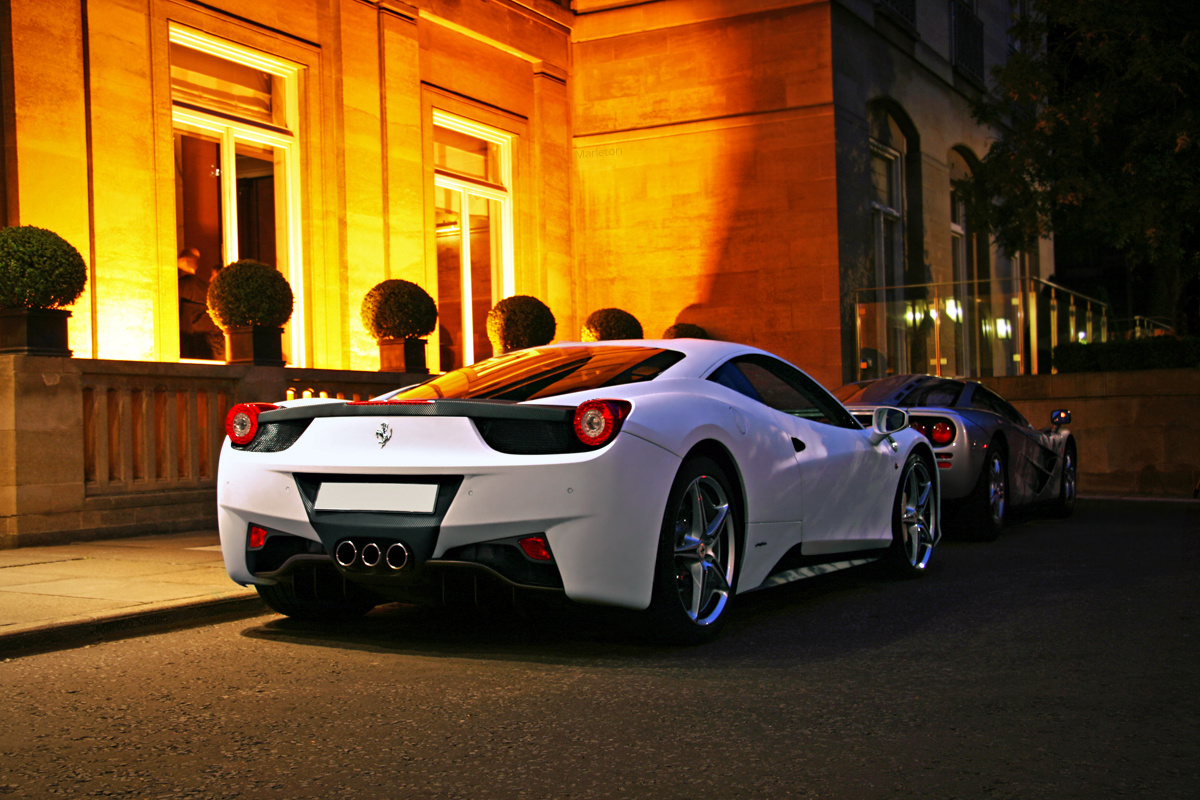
[379,337,428,373]
[225,326,285,366]
[0,308,72,357]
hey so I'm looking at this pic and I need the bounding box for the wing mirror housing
[1050,409,1071,431]
[869,406,909,445]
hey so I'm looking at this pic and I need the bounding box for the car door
[970,386,1053,505]
[710,356,897,554]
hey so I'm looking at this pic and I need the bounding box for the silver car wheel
[1053,445,1078,518]
[899,459,935,570]
[671,474,736,626]
[1061,450,1077,505]
[986,451,1006,527]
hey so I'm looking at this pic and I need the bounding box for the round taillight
[911,420,929,438]
[225,403,278,446]
[573,400,631,448]
[930,421,955,446]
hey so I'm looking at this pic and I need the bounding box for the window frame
[168,24,306,365]
[431,109,516,367]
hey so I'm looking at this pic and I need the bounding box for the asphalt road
[0,499,1196,799]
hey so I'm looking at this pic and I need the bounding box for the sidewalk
[0,531,264,657]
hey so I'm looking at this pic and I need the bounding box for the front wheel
[886,454,938,577]
[646,457,740,645]
[1052,442,1077,518]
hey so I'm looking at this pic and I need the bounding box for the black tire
[886,454,937,578]
[255,567,378,620]
[1051,441,1077,518]
[966,441,1006,541]
[646,456,740,646]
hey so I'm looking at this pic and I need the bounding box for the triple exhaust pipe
[334,540,410,571]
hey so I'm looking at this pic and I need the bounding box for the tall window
[870,140,907,373]
[949,187,973,375]
[432,111,514,370]
[870,142,904,290]
[169,25,304,364]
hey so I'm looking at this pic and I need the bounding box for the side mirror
[1051,409,1071,430]
[869,406,909,445]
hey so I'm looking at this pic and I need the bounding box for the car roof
[537,338,777,379]
[836,374,973,408]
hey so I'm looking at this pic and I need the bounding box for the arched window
[866,103,922,376]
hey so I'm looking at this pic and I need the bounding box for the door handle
[791,437,806,452]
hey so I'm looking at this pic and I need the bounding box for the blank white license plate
[313,482,438,513]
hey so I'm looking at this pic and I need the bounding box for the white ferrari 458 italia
[218,339,940,643]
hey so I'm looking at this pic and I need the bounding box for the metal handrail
[853,276,1110,378]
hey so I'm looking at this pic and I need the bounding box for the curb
[0,592,268,659]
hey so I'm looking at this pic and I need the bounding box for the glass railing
[854,277,1109,380]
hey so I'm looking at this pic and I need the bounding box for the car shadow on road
[237,556,961,668]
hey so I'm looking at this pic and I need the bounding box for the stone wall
[981,369,1200,498]
[1,355,423,548]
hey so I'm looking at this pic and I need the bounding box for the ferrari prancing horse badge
[376,422,392,448]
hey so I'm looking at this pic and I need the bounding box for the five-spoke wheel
[887,454,938,576]
[649,457,739,644]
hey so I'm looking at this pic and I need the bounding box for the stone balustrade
[1,355,423,548]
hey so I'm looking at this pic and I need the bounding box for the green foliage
[582,308,642,342]
[0,226,87,309]
[662,322,709,339]
[486,295,556,353]
[1053,337,1200,372]
[206,260,294,330]
[965,0,1200,320]
[360,279,437,340]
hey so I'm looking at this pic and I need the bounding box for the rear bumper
[217,429,681,610]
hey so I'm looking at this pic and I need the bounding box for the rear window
[386,346,684,402]
[835,376,964,408]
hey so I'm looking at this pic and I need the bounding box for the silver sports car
[835,375,1076,539]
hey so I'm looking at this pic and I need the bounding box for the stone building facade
[2,0,1041,388]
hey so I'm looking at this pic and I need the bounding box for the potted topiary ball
[486,295,556,355]
[581,308,642,342]
[206,259,294,366]
[662,322,709,340]
[360,279,438,373]
[0,225,88,357]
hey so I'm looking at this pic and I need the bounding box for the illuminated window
[870,142,904,290]
[169,25,304,364]
[432,111,514,370]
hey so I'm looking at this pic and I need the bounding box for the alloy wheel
[671,474,736,625]
[899,459,935,569]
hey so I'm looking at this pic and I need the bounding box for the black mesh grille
[235,419,313,452]
[473,418,585,455]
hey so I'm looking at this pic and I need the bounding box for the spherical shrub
[360,279,437,340]
[662,322,709,339]
[206,260,294,330]
[581,308,642,342]
[0,225,87,309]
[487,295,556,353]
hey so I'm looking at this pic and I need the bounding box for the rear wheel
[1052,442,1077,518]
[255,567,378,620]
[647,457,739,645]
[886,454,937,577]
[966,443,1006,541]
